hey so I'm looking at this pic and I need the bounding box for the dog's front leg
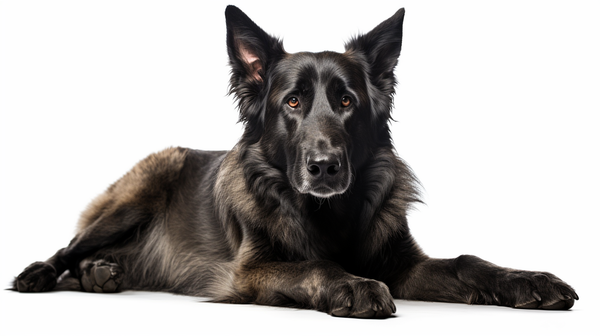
[231,260,396,318]
[393,255,578,309]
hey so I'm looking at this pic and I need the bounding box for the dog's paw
[327,278,396,318]
[14,261,58,292]
[499,270,578,310]
[80,260,123,293]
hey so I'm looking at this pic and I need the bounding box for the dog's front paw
[499,270,578,310]
[327,278,396,318]
[14,261,58,292]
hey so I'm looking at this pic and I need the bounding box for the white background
[1,0,598,335]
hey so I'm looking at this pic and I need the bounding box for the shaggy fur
[13,6,577,318]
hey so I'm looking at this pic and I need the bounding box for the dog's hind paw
[80,260,123,293]
[14,261,58,292]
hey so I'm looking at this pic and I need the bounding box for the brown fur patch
[77,147,188,232]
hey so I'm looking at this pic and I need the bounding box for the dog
[13,6,578,318]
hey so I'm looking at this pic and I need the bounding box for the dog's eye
[341,96,352,107]
[288,97,300,108]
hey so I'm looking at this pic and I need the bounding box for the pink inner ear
[239,45,263,81]
[239,45,259,65]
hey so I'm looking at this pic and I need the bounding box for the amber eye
[288,97,300,108]
[341,96,352,107]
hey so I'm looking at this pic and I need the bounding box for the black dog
[13,6,578,318]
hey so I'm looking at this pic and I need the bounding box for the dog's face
[267,52,361,198]
[226,6,405,198]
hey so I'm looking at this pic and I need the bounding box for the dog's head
[226,6,404,198]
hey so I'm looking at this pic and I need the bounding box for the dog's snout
[307,156,341,178]
[293,117,351,197]
[298,149,350,198]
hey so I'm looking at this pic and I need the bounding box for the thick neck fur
[235,140,421,269]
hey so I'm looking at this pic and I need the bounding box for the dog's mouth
[300,185,347,199]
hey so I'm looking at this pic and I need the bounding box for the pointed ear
[345,8,405,122]
[225,6,285,140]
[226,6,285,84]
[345,8,405,84]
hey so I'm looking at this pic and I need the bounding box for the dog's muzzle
[296,148,351,198]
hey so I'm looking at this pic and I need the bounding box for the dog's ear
[225,6,285,133]
[345,8,405,123]
[226,6,284,83]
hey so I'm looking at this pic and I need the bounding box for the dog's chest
[304,207,366,262]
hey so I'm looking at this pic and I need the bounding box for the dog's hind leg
[38,258,124,293]
[13,206,149,292]
[18,258,124,293]
[13,147,189,293]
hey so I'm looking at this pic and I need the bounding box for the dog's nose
[307,155,341,178]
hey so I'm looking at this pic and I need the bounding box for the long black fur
[12,6,578,318]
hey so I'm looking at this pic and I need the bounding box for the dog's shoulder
[213,145,262,219]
